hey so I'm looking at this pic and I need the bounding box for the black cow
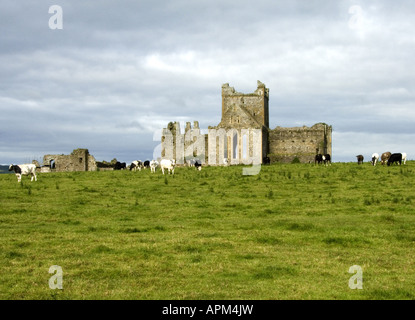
[356,155,364,164]
[387,153,402,166]
[114,161,126,170]
[315,154,323,165]
[263,157,271,165]
[143,160,150,169]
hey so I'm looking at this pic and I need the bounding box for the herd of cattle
[355,152,407,166]
[7,152,409,182]
[112,158,203,175]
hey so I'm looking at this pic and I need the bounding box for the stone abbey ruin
[161,81,332,165]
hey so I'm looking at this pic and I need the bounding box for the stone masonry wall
[268,123,332,163]
[42,148,97,172]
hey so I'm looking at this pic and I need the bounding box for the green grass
[1,162,415,299]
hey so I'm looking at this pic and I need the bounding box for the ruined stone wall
[268,123,332,163]
[42,149,97,172]
[161,121,208,165]
[207,127,264,166]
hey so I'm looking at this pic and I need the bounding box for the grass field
[1,162,415,300]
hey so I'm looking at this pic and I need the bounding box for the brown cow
[356,155,364,164]
[381,152,391,165]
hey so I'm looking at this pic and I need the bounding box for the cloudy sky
[1,0,414,164]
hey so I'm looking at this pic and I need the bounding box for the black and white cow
[371,153,379,166]
[194,159,202,171]
[150,160,159,173]
[356,155,364,165]
[387,153,402,166]
[143,160,150,169]
[315,154,323,165]
[160,159,175,175]
[9,164,37,183]
[114,161,126,170]
[130,160,143,171]
[323,154,331,166]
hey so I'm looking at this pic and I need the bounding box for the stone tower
[208,81,270,165]
[220,80,269,129]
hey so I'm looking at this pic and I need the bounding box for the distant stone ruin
[41,148,97,172]
[162,81,332,164]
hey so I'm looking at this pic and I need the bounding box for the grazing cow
[387,153,402,166]
[402,152,407,165]
[356,155,364,165]
[371,153,379,166]
[381,152,391,165]
[130,160,143,171]
[114,161,126,170]
[315,154,323,165]
[160,159,175,175]
[263,156,271,165]
[150,160,159,173]
[194,159,202,171]
[143,160,150,169]
[9,164,37,183]
[323,154,331,166]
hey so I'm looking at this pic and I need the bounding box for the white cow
[160,159,175,175]
[371,153,379,166]
[150,160,159,173]
[223,158,229,166]
[9,164,37,182]
[402,152,407,165]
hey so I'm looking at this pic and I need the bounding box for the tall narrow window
[243,134,248,159]
[233,133,238,160]
[224,135,228,159]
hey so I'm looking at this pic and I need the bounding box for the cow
[323,154,331,166]
[160,159,175,175]
[143,160,150,169]
[402,152,407,165]
[381,152,391,165]
[356,155,364,165]
[130,160,143,171]
[114,162,126,170]
[315,154,323,165]
[194,159,202,171]
[150,160,159,173]
[371,153,379,166]
[387,153,402,166]
[9,164,37,183]
[223,158,229,166]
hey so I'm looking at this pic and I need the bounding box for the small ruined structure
[41,148,97,172]
[161,81,332,164]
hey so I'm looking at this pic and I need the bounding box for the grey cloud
[1,0,415,164]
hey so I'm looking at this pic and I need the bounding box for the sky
[1,0,415,164]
